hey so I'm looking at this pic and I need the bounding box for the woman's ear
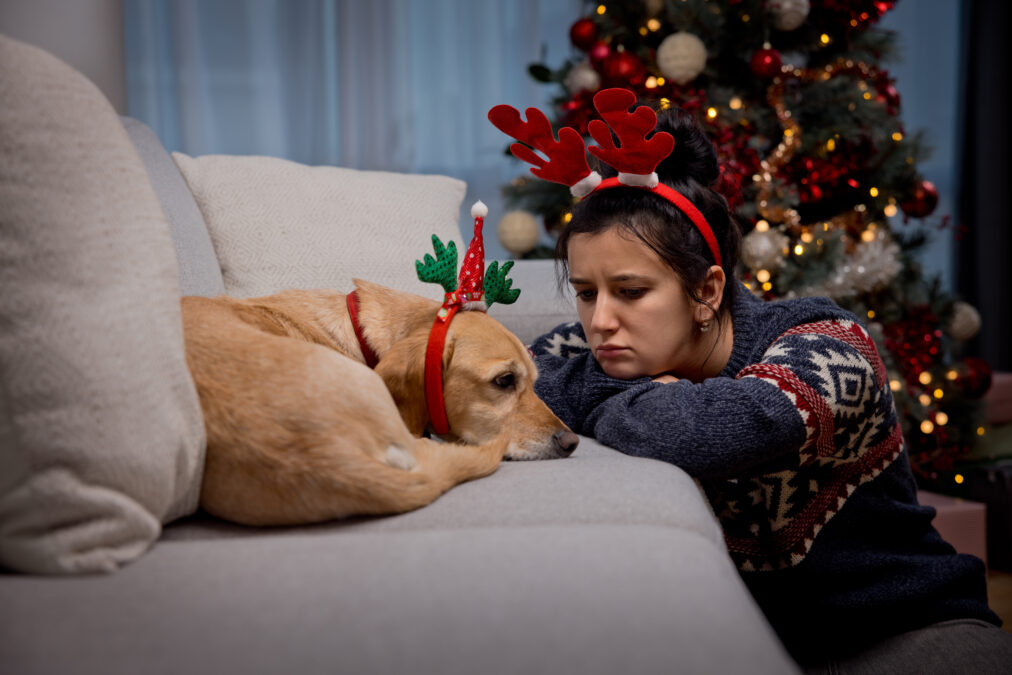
[695,265,726,323]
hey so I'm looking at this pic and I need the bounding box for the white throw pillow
[0,35,205,574]
[172,153,466,299]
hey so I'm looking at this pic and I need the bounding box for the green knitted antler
[416,235,459,293]
[483,260,521,308]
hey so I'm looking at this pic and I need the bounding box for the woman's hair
[555,106,742,320]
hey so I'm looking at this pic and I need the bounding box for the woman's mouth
[595,344,629,359]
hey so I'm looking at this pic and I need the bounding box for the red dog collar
[346,291,379,369]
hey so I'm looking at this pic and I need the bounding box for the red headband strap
[591,177,722,267]
[424,303,461,436]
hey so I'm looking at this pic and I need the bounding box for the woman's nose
[591,296,619,332]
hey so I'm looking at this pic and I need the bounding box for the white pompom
[471,200,488,218]
[564,61,601,95]
[497,210,540,257]
[656,32,707,86]
[769,0,810,32]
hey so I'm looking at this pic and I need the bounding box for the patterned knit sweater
[530,282,998,661]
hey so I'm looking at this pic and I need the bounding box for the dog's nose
[552,430,579,456]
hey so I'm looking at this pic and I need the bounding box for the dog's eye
[493,372,516,390]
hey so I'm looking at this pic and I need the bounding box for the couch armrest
[487,259,578,344]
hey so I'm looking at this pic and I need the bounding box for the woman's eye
[574,289,596,301]
[493,372,516,390]
[621,288,646,298]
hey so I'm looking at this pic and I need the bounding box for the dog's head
[360,282,577,460]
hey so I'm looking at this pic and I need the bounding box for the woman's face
[567,226,705,380]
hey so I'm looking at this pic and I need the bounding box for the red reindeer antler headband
[488,88,721,267]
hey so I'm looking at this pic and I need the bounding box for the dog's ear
[374,331,431,436]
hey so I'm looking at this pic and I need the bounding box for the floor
[988,569,1012,633]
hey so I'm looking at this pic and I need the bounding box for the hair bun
[653,107,720,187]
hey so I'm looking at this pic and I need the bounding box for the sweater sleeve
[539,319,895,482]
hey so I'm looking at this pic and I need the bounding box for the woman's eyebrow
[569,274,654,284]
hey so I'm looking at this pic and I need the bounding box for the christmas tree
[497,0,996,489]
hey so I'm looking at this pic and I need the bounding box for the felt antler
[587,88,675,188]
[416,235,459,293]
[488,104,602,198]
[483,261,520,308]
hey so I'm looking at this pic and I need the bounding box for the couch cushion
[172,153,466,300]
[487,259,578,344]
[0,35,205,574]
[163,438,725,547]
[120,117,226,298]
[0,526,796,675]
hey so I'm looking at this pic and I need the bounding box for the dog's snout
[552,430,579,456]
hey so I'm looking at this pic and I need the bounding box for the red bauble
[601,51,647,86]
[588,41,611,65]
[750,47,783,79]
[901,179,939,219]
[960,356,993,398]
[569,18,599,51]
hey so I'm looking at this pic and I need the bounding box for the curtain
[123,0,582,260]
[956,0,1010,370]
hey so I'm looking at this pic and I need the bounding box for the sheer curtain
[123,0,581,260]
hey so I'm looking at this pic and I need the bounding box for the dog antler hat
[413,201,520,435]
[487,87,721,267]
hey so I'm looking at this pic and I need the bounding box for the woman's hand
[652,373,679,384]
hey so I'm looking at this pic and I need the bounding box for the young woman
[497,93,1012,672]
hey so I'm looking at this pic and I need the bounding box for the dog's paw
[385,445,417,471]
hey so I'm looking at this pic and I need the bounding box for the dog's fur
[180,279,576,526]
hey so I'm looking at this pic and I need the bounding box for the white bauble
[497,210,541,256]
[769,0,810,31]
[741,228,788,271]
[564,61,601,95]
[948,301,982,341]
[656,32,707,86]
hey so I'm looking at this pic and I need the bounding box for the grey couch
[0,34,799,674]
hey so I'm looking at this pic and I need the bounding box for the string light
[707,107,718,119]
[820,34,832,45]
[933,388,944,399]
[563,212,573,224]
[729,97,743,110]
[954,473,964,484]
[596,4,606,15]
[936,412,949,425]
[889,379,902,392]
[867,309,876,319]
[918,371,933,385]
[977,426,987,436]
[645,76,658,88]
[892,132,903,141]
[794,244,804,256]
[946,369,959,380]
[884,204,898,217]
[755,220,770,232]
[756,269,771,283]
[918,394,931,406]
[920,420,934,434]
[646,18,661,31]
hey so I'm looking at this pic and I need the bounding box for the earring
[699,320,712,333]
